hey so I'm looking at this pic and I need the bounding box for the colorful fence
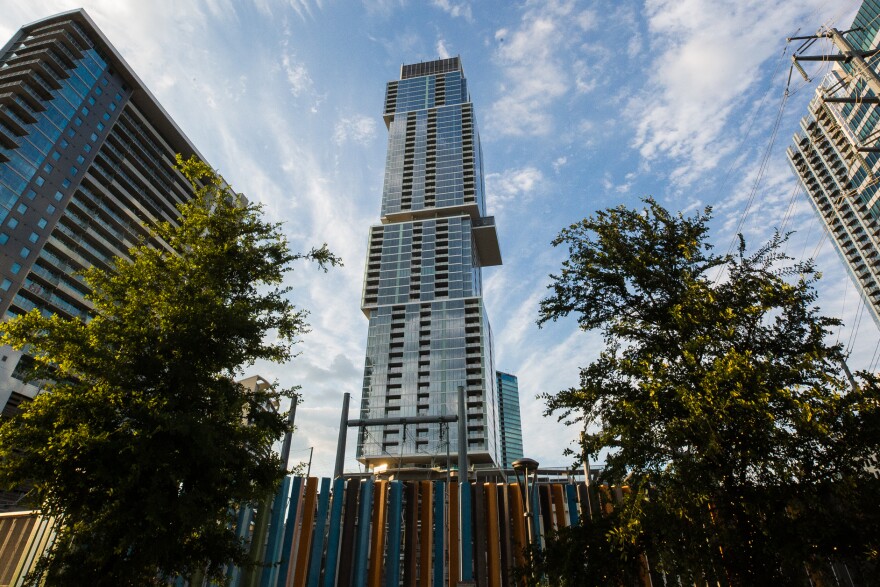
[233,476,601,587]
[0,510,55,587]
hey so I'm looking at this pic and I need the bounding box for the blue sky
[1,0,874,478]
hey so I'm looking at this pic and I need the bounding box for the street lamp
[511,458,540,548]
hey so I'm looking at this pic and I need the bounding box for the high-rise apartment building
[495,371,523,469]
[357,57,502,471]
[0,10,206,421]
[787,2,880,329]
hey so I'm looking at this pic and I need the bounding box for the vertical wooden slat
[293,477,319,587]
[419,480,433,586]
[262,476,292,587]
[277,476,303,587]
[433,481,445,587]
[538,485,553,540]
[552,484,567,530]
[403,482,418,585]
[497,484,512,587]
[473,481,487,586]
[385,481,404,587]
[565,485,579,526]
[306,478,332,587]
[448,482,460,587]
[322,477,347,587]
[368,481,388,587]
[352,479,375,587]
[460,481,474,583]
[337,480,361,587]
[507,484,526,573]
[485,483,501,587]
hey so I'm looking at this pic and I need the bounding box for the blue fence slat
[531,487,542,550]
[433,481,445,587]
[385,481,403,587]
[276,476,304,586]
[565,484,579,526]
[352,479,374,587]
[306,478,332,587]
[228,505,253,587]
[459,482,473,582]
[322,477,346,587]
[260,476,292,587]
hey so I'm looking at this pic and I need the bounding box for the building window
[16,203,27,214]
[74,117,82,126]
[43,163,52,173]
[20,247,30,258]
[62,179,71,188]
[97,122,105,131]
[70,167,78,176]
[54,191,63,201]
[7,218,18,229]
[28,232,38,243]
[52,152,60,161]
[84,144,91,153]
[37,218,47,229]
[95,87,103,95]
[25,190,35,200]
[0,279,10,291]
[76,155,85,164]
[60,139,69,149]
[47,205,55,214]
[11,263,21,274]
[88,96,95,105]
[35,176,44,186]
[81,107,89,116]
[0,233,8,244]
[102,113,109,121]
[109,102,116,111]
[90,133,98,141]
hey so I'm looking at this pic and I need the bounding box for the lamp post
[511,458,540,548]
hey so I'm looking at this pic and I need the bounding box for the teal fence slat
[261,476,292,587]
[565,484,579,526]
[385,481,403,587]
[352,479,374,587]
[276,476,304,586]
[306,478,332,587]
[322,477,346,587]
[459,482,473,581]
[228,504,254,587]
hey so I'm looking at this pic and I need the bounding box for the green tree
[534,198,880,585]
[0,156,339,586]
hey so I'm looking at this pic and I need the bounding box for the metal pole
[334,393,350,478]
[279,394,298,472]
[457,385,473,583]
[581,430,593,521]
[457,386,468,480]
[306,446,314,479]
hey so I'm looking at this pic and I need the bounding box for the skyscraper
[357,57,503,471]
[495,371,523,469]
[787,2,880,329]
[0,10,206,421]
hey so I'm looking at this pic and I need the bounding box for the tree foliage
[535,198,880,584]
[0,156,339,586]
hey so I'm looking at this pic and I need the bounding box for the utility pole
[791,27,880,103]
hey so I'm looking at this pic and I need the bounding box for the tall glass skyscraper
[495,371,523,469]
[787,1,880,329]
[357,57,503,470]
[0,10,207,437]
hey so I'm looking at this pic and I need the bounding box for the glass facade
[787,0,880,329]
[358,58,502,469]
[0,10,206,429]
[496,371,523,469]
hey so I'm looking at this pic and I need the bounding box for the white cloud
[281,53,313,97]
[631,0,831,185]
[552,156,567,173]
[432,0,472,21]
[333,115,378,146]
[486,166,543,212]
[486,3,599,137]
[436,37,451,59]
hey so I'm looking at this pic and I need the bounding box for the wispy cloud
[486,2,598,137]
[333,115,378,146]
[436,37,451,59]
[486,166,543,212]
[432,0,472,21]
[631,0,831,185]
[281,53,314,97]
